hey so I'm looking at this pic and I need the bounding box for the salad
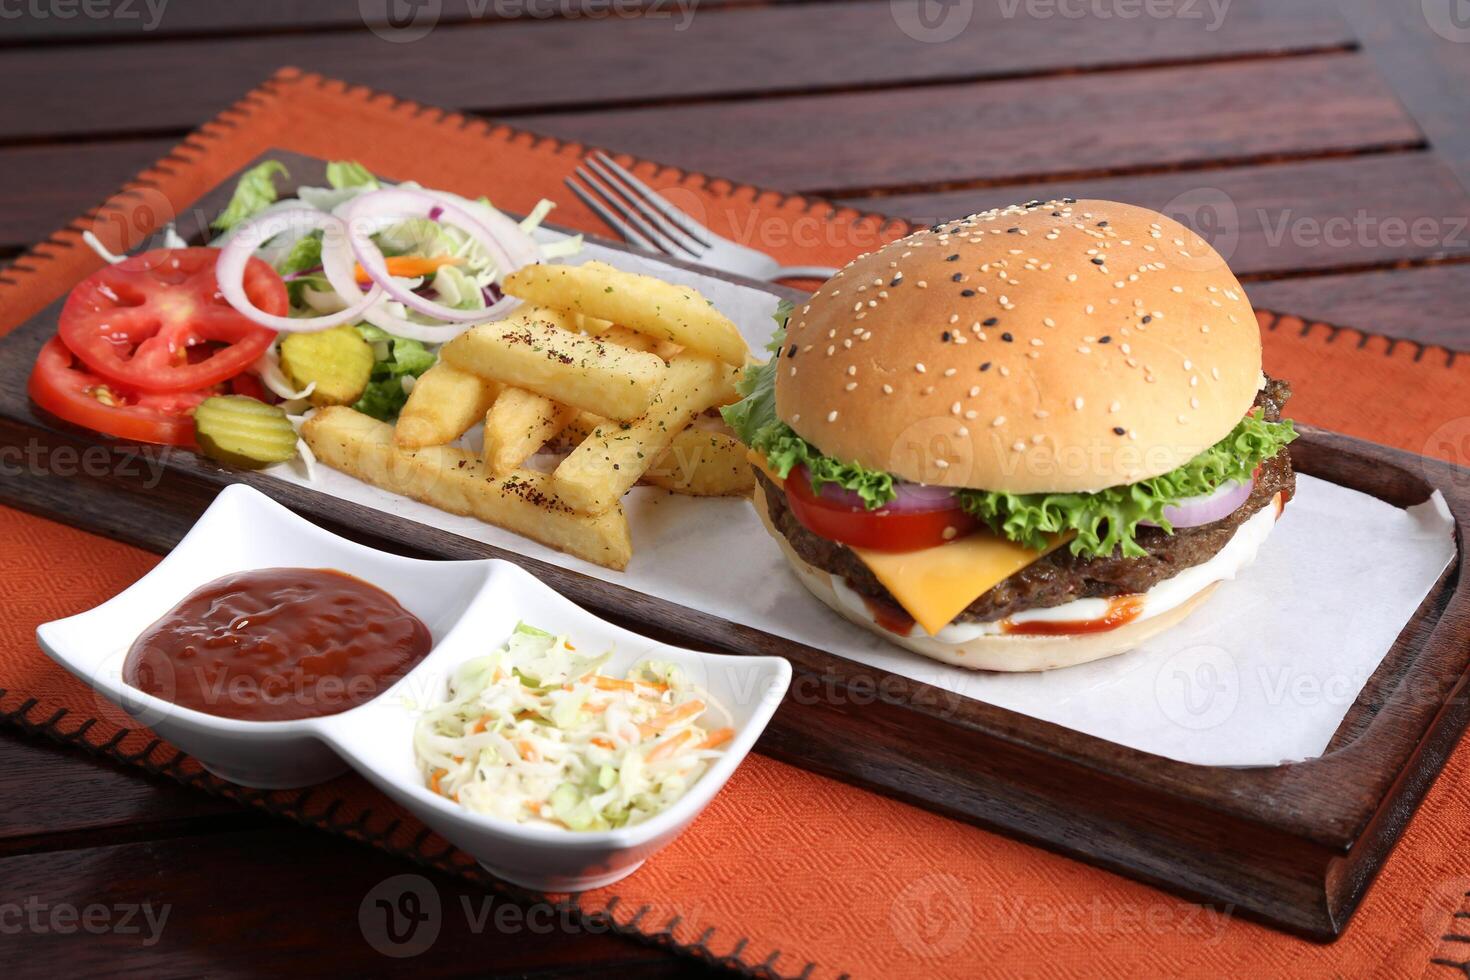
[30,158,580,467]
[414,624,733,831]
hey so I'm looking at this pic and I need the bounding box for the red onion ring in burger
[798,466,961,513]
[1142,478,1254,528]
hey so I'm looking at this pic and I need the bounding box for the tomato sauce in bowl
[123,567,432,722]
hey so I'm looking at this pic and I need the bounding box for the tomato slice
[58,247,284,393]
[784,469,978,552]
[28,336,211,446]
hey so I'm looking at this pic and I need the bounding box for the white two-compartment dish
[35,484,791,891]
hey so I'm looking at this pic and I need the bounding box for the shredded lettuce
[722,300,1297,558]
[350,325,437,421]
[325,160,380,190]
[431,265,485,311]
[212,160,288,232]
[957,411,1296,558]
[276,232,322,276]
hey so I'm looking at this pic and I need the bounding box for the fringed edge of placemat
[0,688,813,980]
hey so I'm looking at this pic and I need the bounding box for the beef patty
[759,378,1295,624]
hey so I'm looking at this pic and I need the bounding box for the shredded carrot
[514,710,538,722]
[430,768,446,796]
[517,739,541,763]
[638,700,704,739]
[646,729,694,762]
[353,254,461,284]
[593,675,668,694]
[471,715,491,734]
[590,736,615,750]
[698,727,735,751]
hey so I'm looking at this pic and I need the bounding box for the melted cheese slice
[749,449,1063,636]
[851,532,1068,637]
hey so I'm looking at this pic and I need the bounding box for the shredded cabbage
[413,624,732,830]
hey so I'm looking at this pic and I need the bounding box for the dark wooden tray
[1,154,1466,941]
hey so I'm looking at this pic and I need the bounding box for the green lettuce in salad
[722,302,1296,559]
[350,325,437,421]
[325,159,380,190]
[212,160,288,232]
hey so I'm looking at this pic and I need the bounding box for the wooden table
[1,2,1466,975]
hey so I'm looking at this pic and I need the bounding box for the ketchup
[124,567,432,721]
[860,594,918,636]
[1001,595,1145,636]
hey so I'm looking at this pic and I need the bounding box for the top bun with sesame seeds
[775,199,1262,494]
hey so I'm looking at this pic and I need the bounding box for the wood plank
[1247,264,1470,349]
[519,54,1422,195]
[836,154,1470,275]
[1336,0,1470,197]
[0,828,705,977]
[0,140,172,249]
[0,0,1354,141]
[0,732,263,851]
[0,0,734,42]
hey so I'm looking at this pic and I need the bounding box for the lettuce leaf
[325,160,380,190]
[276,232,322,276]
[720,301,898,509]
[719,301,789,448]
[350,327,437,421]
[212,160,287,232]
[957,411,1296,558]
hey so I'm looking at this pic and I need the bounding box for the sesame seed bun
[754,483,1219,671]
[775,199,1262,493]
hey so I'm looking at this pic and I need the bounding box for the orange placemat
[3,69,1470,978]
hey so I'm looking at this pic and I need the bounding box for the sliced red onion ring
[799,466,960,513]
[343,188,522,324]
[217,209,383,333]
[419,188,544,271]
[1142,478,1253,528]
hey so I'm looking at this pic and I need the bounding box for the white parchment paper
[264,238,1458,767]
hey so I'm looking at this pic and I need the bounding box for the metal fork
[566,152,839,284]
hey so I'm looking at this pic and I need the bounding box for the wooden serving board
[1,154,1467,941]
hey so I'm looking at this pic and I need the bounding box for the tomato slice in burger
[58,246,283,393]
[784,466,978,552]
[28,336,211,446]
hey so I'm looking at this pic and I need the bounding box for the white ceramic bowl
[36,484,791,891]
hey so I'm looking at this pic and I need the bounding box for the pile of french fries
[302,261,754,570]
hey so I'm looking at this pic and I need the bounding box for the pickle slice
[194,396,298,469]
[279,325,374,406]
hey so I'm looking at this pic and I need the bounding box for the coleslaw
[414,624,733,831]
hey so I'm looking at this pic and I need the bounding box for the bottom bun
[754,483,1220,673]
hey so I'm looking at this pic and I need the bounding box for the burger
[721,199,1298,672]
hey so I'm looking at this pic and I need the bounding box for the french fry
[598,323,683,360]
[574,312,616,334]
[440,306,666,420]
[302,407,632,570]
[394,362,500,449]
[563,413,753,497]
[551,353,738,514]
[643,428,754,496]
[482,386,579,475]
[503,261,747,366]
